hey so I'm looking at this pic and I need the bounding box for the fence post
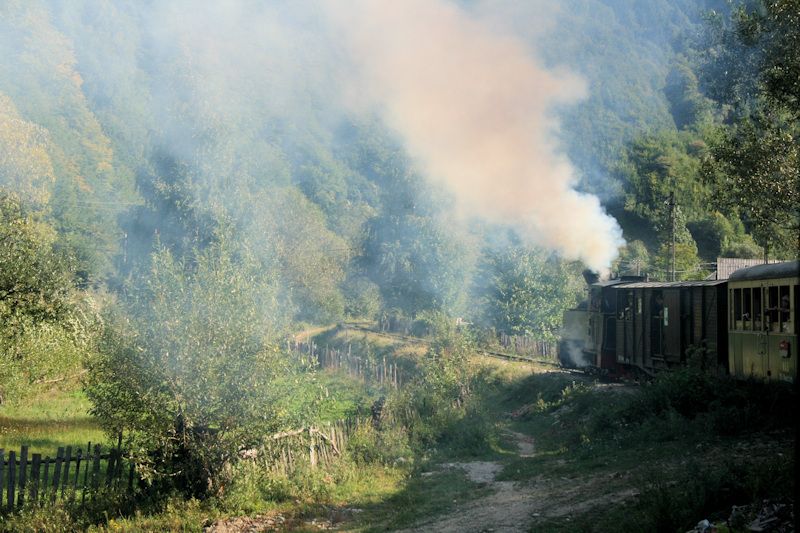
[51,448,64,504]
[41,457,50,504]
[30,454,41,505]
[309,427,317,468]
[91,445,101,497]
[0,449,4,508]
[17,446,27,507]
[106,450,117,487]
[7,451,15,509]
[73,448,82,500]
[61,446,72,498]
[81,443,91,504]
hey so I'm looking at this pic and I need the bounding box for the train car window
[779,285,790,332]
[602,288,615,313]
[652,291,663,317]
[733,288,742,330]
[619,290,632,318]
[637,296,642,315]
[767,286,780,332]
[743,288,752,330]
[753,287,763,331]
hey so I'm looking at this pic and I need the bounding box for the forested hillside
[1,0,797,530]
[1,0,796,389]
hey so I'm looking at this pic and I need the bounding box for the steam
[561,338,592,368]
[322,0,623,271]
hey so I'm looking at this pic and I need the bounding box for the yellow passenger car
[728,261,799,383]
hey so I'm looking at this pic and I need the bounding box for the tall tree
[699,1,800,258]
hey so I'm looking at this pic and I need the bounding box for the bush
[346,422,412,466]
[618,362,795,438]
[86,241,291,497]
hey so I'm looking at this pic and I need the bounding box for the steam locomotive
[559,260,799,383]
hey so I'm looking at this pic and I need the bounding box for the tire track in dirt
[395,426,635,532]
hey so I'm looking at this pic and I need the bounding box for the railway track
[340,322,565,370]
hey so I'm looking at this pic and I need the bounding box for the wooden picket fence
[288,339,404,388]
[498,332,557,359]
[378,314,415,336]
[0,442,133,511]
[246,417,368,475]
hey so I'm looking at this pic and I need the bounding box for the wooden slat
[61,446,72,498]
[105,449,116,487]
[73,448,83,495]
[7,450,15,509]
[115,434,123,485]
[17,446,27,506]
[0,449,5,508]
[51,448,64,503]
[30,454,41,504]
[81,445,90,503]
[91,445,101,496]
[41,456,50,504]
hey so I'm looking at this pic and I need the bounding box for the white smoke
[321,0,623,271]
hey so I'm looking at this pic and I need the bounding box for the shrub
[86,241,291,497]
[346,421,412,466]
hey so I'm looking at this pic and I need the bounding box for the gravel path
[396,431,635,533]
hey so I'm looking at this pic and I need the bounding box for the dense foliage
[0,0,797,516]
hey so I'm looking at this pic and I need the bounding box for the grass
[489,367,795,532]
[340,354,795,532]
[0,387,107,455]
[5,333,792,533]
[349,467,489,532]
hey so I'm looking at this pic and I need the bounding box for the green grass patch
[352,467,489,532]
[489,364,796,532]
[0,387,106,455]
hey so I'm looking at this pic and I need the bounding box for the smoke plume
[323,0,623,271]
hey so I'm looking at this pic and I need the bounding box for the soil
[395,428,637,533]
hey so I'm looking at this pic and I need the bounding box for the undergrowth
[504,359,795,532]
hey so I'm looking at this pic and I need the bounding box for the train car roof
[591,275,648,288]
[616,279,727,289]
[728,260,800,282]
[592,279,634,288]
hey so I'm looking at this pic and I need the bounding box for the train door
[616,290,633,364]
[730,285,767,379]
[650,290,664,363]
[663,289,682,364]
[764,282,797,382]
[633,289,645,367]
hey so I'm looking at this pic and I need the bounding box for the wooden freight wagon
[585,277,644,372]
[727,261,799,383]
[613,280,728,375]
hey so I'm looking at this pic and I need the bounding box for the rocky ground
[395,430,639,533]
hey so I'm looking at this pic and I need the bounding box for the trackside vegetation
[0,1,797,531]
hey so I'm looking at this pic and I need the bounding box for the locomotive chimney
[582,269,600,285]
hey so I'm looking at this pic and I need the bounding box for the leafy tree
[0,193,92,402]
[245,187,349,323]
[665,57,715,130]
[342,275,383,320]
[699,1,800,258]
[0,194,77,335]
[688,211,761,260]
[615,240,651,276]
[0,94,55,208]
[702,111,799,258]
[0,1,136,280]
[86,238,289,495]
[476,246,582,341]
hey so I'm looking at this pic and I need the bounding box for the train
[559,260,799,383]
